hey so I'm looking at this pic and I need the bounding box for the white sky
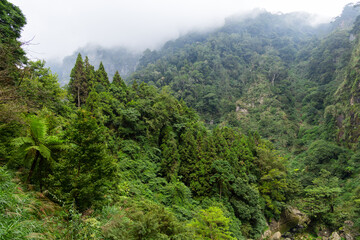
[10,0,354,61]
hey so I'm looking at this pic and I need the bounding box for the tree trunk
[27,151,39,184]
[39,156,43,192]
[271,73,276,86]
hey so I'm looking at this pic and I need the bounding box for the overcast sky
[11,0,354,61]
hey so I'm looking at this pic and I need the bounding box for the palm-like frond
[44,136,62,145]
[38,144,51,160]
[24,146,39,151]
[12,115,69,185]
[12,137,35,147]
[28,116,47,143]
[50,143,69,151]
[24,146,40,154]
[44,136,68,150]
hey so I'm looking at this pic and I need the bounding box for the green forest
[1,1,360,239]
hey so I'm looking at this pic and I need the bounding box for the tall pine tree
[69,53,88,107]
[84,56,96,90]
[95,61,110,90]
[112,70,126,89]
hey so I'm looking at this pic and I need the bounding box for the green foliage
[0,0,27,85]
[229,178,266,238]
[112,70,126,89]
[129,12,319,148]
[102,199,192,239]
[19,60,65,111]
[0,0,26,39]
[64,204,103,239]
[293,140,351,185]
[188,206,235,240]
[84,56,96,90]
[12,115,66,190]
[0,166,110,240]
[210,160,235,199]
[160,126,180,180]
[296,170,341,227]
[55,109,116,211]
[69,53,88,107]
[0,121,22,163]
[96,61,110,89]
[0,167,43,239]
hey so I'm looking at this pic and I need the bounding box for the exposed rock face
[340,220,356,240]
[344,233,354,240]
[270,231,281,240]
[267,207,310,239]
[317,225,332,238]
[269,219,280,233]
[284,207,310,227]
[329,232,341,240]
[235,105,249,114]
[261,229,272,239]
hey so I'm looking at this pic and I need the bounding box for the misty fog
[11,0,352,62]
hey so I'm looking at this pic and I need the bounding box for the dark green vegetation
[2,1,360,239]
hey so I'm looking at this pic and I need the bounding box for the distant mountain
[48,45,141,85]
[128,6,360,149]
[330,2,360,30]
[130,11,321,122]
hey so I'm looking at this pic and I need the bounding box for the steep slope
[325,15,360,149]
[128,11,319,149]
[129,5,360,149]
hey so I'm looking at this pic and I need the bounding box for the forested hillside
[129,5,360,150]
[2,1,360,239]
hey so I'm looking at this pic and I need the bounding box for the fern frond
[45,136,63,146]
[28,116,47,142]
[38,144,51,160]
[25,146,40,153]
[12,137,34,147]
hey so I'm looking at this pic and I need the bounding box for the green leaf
[12,137,34,147]
[38,144,51,160]
[28,116,47,141]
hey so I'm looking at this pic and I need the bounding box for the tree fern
[12,115,67,190]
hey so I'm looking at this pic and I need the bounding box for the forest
[1,1,360,239]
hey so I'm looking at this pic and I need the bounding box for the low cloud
[12,0,352,61]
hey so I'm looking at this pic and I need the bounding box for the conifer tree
[210,160,235,199]
[112,70,126,89]
[178,125,199,190]
[84,56,96,90]
[132,79,138,91]
[69,53,87,107]
[160,126,180,180]
[96,61,110,89]
[63,109,115,210]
